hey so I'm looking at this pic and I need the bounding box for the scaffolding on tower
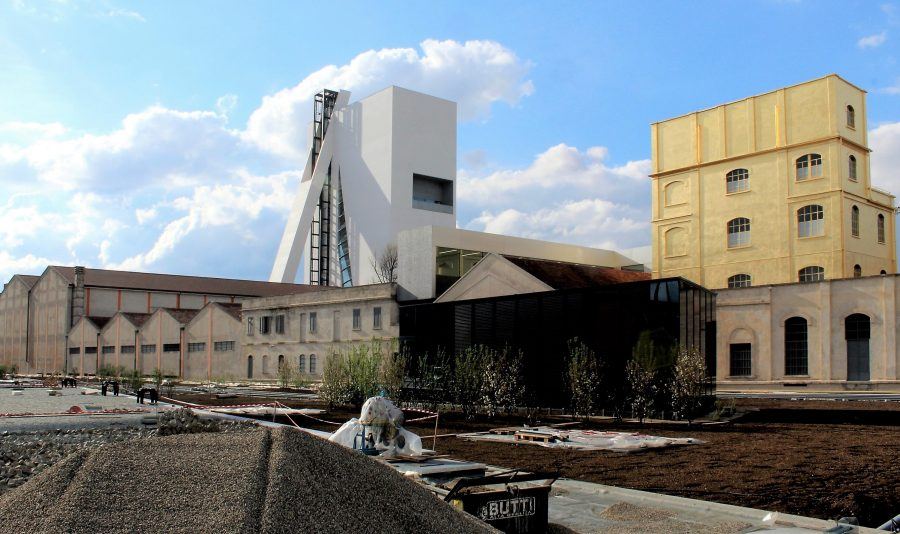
[309,90,338,286]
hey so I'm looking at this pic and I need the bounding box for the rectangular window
[247,317,254,336]
[69,347,80,355]
[729,343,752,377]
[120,345,135,354]
[373,307,382,330]
[275,314,285,334]
[188,342,206,352]
[141,344,156,354]
[214,341,235,352]
[352,308,361,330]
[309,355,317,374]
[259,316,271,334]
[84,346,97,355]
[102,346,115,354]
[309,312,317,334]
[163,343,180,352]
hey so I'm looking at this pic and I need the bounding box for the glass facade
[401,277,715,407]
[435,247,486,295]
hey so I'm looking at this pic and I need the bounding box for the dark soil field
[171,393,900,528]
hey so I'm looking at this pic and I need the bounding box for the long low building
[716,274,900,391]
[0,265,317,375]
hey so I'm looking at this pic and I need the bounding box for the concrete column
[820,282,832,381]
[883,277,897,379]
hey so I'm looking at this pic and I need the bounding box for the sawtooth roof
[50,266,321,297]
[502,256,650,289]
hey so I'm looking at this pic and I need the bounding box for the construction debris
[0,427,490,533]
[458,427,701,452]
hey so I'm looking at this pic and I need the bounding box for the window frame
[729,343,752,377]
[878,214,886,244]
[797,205,825,238]
[373,307,383,330]
[848,155,858,182]
[784,317,809,376]
[309,312,317,334]
[798,266,825,283]
[274,314,285,334]
[309,354,317,374]
[796,154,823,181]
[727,273,752,288]
[846,105,856,129]
[726,217,751,249]
[854,264,862,278]
[352,308,361,331]
[725,168,750,194]
[851,205,860,237]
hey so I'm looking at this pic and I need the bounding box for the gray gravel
[0,409,252,499]
[0,426,491,533]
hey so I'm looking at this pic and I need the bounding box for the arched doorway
[247,355,254,379]
[845,314,870,381]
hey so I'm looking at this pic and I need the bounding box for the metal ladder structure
[309,90,338,286]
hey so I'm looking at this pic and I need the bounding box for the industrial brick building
[0,265,316,375]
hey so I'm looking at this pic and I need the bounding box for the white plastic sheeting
[328,397,424,457]
[458,428,702,452]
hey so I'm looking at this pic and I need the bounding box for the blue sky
[2,0,900,284]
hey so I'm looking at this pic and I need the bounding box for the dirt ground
[171,393,900,528]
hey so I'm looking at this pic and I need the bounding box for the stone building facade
[716,274,900,391]
[241,283,399,380]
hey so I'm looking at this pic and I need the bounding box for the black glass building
[399,277,715,407]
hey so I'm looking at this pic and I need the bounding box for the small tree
[371,243,399,284]
[151,368,164,389]
[278,359,295,389]
[320,352,351,409]
[671,345,707,423]
[567,339,603,420]
[379,343,406,402]
[453,346,487,420]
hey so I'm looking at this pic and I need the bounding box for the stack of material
[0,427,490,533]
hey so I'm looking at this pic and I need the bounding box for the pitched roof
[17,275,39,289]
[216,302,243,322]
[80,316,111,330]
[50,266,321,297]
[502,256,650,289]
[164,308,202,324]
[120,312,152,328]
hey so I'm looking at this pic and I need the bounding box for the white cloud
[104,8,145,22]
[870,121,900,193]
[216,94,238,118]
[0,39,535,284]
[0,121,67,143]
[858,31,888,49]
[244,39,533,159]
[459,144,652,251]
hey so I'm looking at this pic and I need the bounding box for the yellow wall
[652,75,896,289]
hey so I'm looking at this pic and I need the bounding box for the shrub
[379,344,406,402]
[567,338,603,420]
[319,339,405,409]
[671,345,707,423]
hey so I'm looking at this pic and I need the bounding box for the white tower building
[271,86,458,286]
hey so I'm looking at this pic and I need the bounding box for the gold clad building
[651,75,896,289]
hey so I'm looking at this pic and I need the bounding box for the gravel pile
[0,427,492,533]
[0,411,252,497]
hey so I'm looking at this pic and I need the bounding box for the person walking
[101,381,107,396]
[137,387,145,404]
[113,381,119,396]
[149,387,158,405]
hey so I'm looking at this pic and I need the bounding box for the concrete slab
[547,478,878,533]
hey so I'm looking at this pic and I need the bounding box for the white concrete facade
[271,86,457,287]
[397,225,646,301]
[716,275,900,391]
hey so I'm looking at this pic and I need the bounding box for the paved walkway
[0,386,150,415]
